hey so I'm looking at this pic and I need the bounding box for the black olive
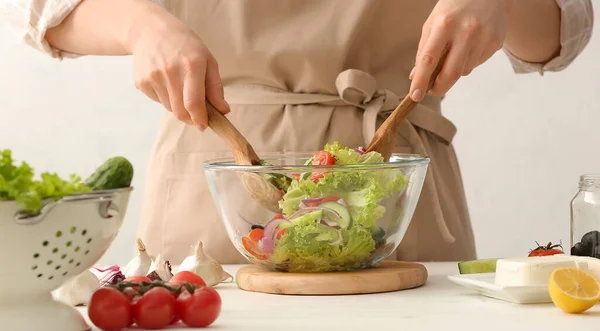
[571,242,592,257]
[581,231,600,248]
[251,225,264,230]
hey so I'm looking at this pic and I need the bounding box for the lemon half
[548,267,600,314]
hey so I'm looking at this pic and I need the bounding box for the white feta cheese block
[565,256,600,280]
[495,255,590,286]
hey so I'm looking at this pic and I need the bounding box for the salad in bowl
[204,142,429,272]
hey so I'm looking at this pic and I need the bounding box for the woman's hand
[409,0,512,102]
[128,6,229,130]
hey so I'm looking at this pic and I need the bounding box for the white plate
[447,273,551,304]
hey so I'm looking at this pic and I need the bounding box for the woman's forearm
[503,0,562,63]
[45,0,169,55]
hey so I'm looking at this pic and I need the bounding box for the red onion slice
[260,237,275,254]
[355,146,367,155]
[320,219,340,229]
[263,217,291,240]
[91,265,125,286]
[301,198,325,205]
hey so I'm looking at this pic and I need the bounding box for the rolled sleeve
[503,0,594,75]
[1,0,84,59]
[0,0,166,60]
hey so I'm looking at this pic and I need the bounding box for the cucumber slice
[319,201,353,229]
[278,222,295,230]
[369,226,386,246]
[369,225,385,239]
[457,258,499,274]
[314,225,339,242]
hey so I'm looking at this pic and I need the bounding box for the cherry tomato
[122,287,138,302]
[133,287,176,329]
[123,275,152,290]
[176,287,222,328]
[124,275,152,284]
[313,151,335,165]
[88,287,132,331]
[169,270,207,287]
[292,173,301,181]
[248,228,265,242]
[242,236,268,260]
[169,312,182,326]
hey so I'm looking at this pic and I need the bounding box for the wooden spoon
[365,52,448,161]
[205,102,284,213]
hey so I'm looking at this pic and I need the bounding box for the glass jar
[570,174,600,258]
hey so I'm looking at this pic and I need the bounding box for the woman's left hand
[409,0,512,102]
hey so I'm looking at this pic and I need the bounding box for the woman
[3,0,593,264]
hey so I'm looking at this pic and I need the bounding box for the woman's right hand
[128,4,229,131]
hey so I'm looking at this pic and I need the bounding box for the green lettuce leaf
[0,149,91,214]
[272,218,376,272]
[272,142,409,271]
[279,143,408,228]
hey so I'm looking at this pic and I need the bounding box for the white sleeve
[503,0,594,75]
[0,0,166,59]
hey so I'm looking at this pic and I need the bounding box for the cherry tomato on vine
[176,286,222,328]
[169,271,206,288]
[124,275,152,284]
[88,287,132,331]
[132,287,176,329]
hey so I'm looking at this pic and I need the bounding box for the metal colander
[0,187,132,331]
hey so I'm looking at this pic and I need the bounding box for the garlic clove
[147,254,173,282]
[123,238,153,278]
[53,270,100,307]
[178,240,232,287]
[215,261,234,283]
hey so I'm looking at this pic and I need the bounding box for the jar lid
[579,174,600,189]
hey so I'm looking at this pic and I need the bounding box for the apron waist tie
[224,69,456,243]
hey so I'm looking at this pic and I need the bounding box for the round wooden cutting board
[235,261,428,295]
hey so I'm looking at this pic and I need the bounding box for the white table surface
[79,262,600,331]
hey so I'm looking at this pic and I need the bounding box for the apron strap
[224,70,457,243]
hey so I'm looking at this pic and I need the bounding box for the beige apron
[137,0,477,264]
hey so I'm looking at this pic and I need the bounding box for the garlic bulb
[53,270,100,307]
[178,240,233,287]
[123,238,152,278]
[147,254,173,282]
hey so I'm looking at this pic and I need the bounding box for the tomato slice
[320,196,340,203]
[275,228,287,240]
[313,151,335,165]
[311,172,325,183]
[242,236,268,260]
[292,174,301,181]
[248,228,264,242]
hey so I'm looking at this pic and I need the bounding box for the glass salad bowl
[203,144,429,273]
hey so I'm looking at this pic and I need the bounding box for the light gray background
[1,14,598,265]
